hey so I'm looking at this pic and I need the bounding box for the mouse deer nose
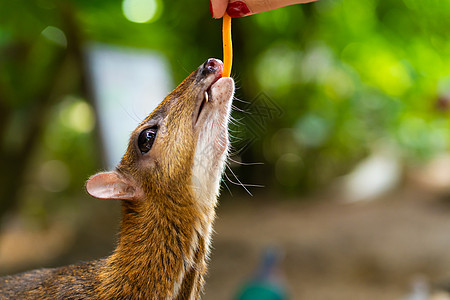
[201,58,223,77]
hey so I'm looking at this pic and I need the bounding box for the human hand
[210,0,317,18]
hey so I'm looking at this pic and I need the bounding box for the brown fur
[0,59,234,299]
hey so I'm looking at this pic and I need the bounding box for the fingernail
[226,1,250,18]
[210,0,214,18]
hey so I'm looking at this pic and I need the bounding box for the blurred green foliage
[0,0,449,223]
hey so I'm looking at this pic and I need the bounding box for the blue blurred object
[235,248,289,300]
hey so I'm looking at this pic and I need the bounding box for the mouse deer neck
[99,189,214,299]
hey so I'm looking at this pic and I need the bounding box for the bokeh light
[122,0,162,23]
[59,96,95,134]
[41,26,67,48]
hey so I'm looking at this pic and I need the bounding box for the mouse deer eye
[138,127,158,154]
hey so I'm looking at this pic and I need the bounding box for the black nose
[201,58,223,77]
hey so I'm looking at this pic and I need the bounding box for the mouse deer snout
[201,58,223,78]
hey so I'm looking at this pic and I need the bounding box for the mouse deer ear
[86,171,143,200]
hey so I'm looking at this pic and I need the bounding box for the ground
[204,186,450,300]
[1,185,450,299]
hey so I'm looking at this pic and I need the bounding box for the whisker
[231,105,248,113]
[228,128,243,134]
[224,168,264,190]
[228,134,245,141]
[232,97,250,104]
[223,171,251,194]
[228,157,264,166]
[221,178,233,196]
[225,165,263,196]
[120,104,142,124]
[229,119,242,127]
[228,143,253,156]
[229,118,245,126]
[177,60,191,76]
[230,114,245,121]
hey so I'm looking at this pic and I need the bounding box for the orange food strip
[222,12,232,77]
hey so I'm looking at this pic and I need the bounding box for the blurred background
[1,0,450,299]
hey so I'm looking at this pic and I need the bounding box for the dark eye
[138,127,158,154]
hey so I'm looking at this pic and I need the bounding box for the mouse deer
[0,58,234,299]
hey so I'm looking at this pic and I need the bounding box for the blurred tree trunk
[0,2,100,224]
[0,47,67,221]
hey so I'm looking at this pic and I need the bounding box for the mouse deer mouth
[195,79,219,126]
[194,59,223,127]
